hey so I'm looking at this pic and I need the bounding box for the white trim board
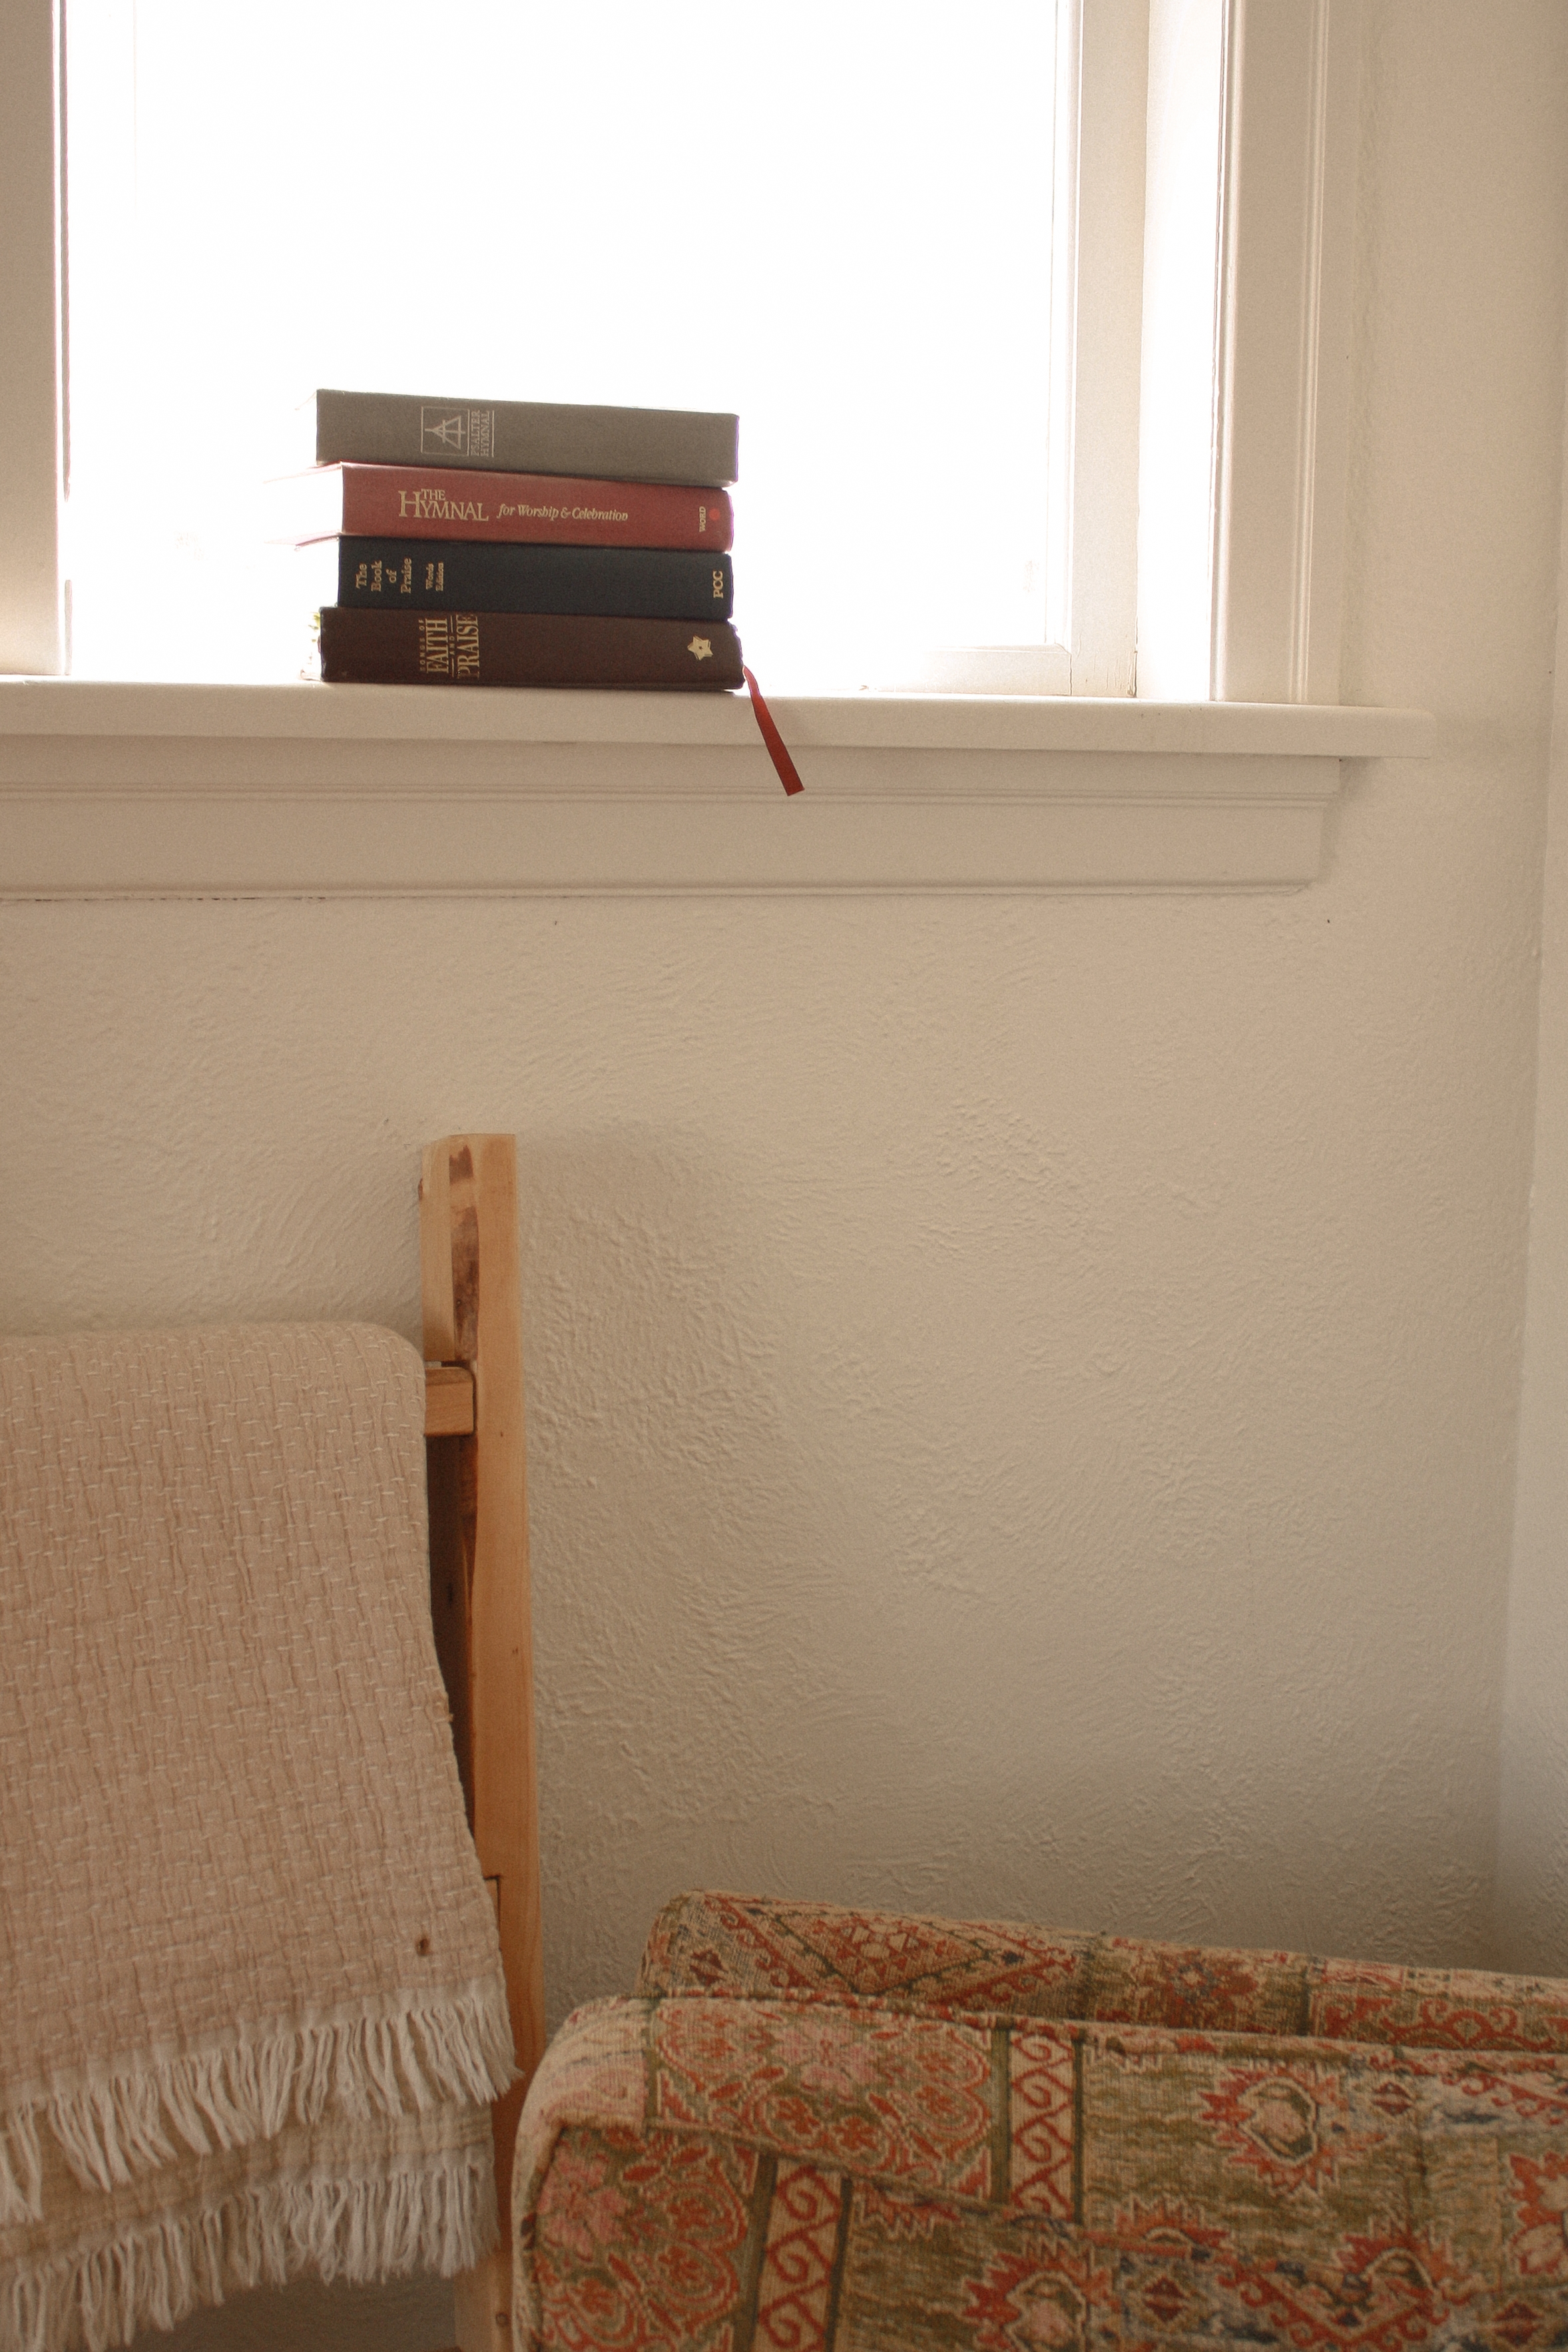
[0,0,65,678]
[1137,0,1360,704]
[0,681,1430,896]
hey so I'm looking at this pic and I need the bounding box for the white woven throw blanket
[0,1323,515,2352]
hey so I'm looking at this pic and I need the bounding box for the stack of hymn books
[284,390,742,691]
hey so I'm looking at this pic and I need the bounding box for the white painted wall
[1497,306,1568,1978]
[3,7,1567,2348]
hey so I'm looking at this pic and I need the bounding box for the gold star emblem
[687,636,713,662]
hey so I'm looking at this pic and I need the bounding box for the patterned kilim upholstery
[513,1892,1568,2351]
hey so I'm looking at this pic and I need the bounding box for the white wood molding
[1138,0,1361,705]
[1136,0,1226,701]
[1210,0,1362,703]
[0,0,65,678]
[1063,0,1149,697]
[0,681,1430,896]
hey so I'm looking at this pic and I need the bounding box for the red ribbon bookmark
[744,666,804,795]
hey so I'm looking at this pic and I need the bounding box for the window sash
[0,0,66,679]
[0,0,1361,705]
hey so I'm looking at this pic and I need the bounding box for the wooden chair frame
[419,1135,545,2352]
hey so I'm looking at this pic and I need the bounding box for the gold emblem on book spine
[418,406,495,459]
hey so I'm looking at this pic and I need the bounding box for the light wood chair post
[420,1135,545,2352]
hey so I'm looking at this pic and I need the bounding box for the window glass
[63,0,1057,683]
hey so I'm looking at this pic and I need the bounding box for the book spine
[330,468,732,551]
[314,391,739,488]
[336,541,734,621]
[318,607,744,691]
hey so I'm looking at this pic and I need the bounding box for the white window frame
[1,0,1360,708]
[1,0,67,680]
[1137,0,1362,703]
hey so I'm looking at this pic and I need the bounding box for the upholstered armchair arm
[513,1976,1568,2351]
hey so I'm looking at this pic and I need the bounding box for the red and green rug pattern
[513,1893,1568,2352]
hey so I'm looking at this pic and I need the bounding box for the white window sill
[0,679,1432,895]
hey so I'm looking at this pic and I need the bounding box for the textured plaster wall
[3,8,1567,2349]
[1497,300,1568,1976]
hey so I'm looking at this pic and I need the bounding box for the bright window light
[62,0,1059,685]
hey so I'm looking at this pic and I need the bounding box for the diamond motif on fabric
[1138,2267,1197,2328]
[963,2243,1113,2352]
[792,1912,987,1996]
[1221,2227,1476,2352]
[1202,2060,1356,2196]
[694,1895,840,1994]
[648,1894,1096,2015]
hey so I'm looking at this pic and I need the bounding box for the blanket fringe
[10,1978,514,2198]
[0,2114,43,2227]
[1,2143,497,2352]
